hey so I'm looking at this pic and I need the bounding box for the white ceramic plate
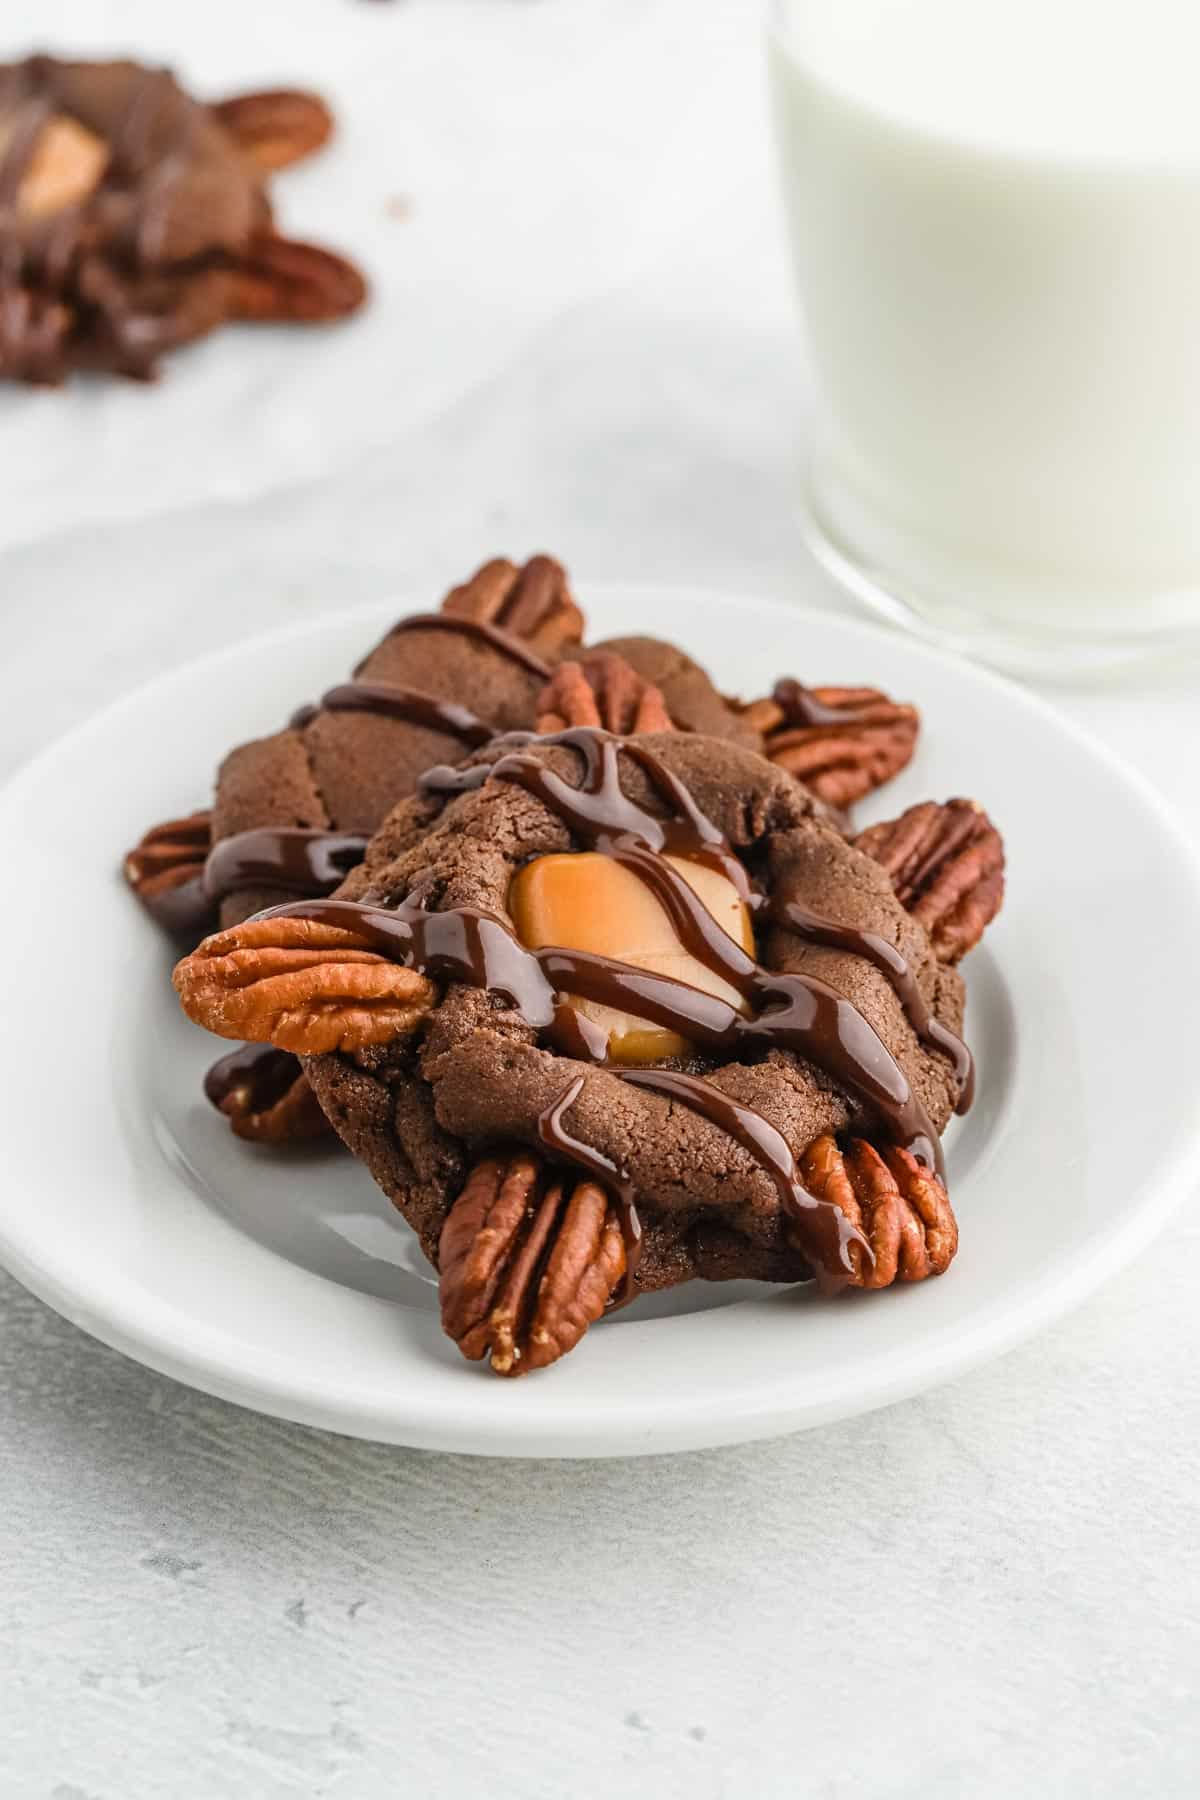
[1,586,1198,1457]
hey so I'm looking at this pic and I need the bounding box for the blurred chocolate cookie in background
[0,54,366,384]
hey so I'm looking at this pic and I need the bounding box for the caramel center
[509,851,754,1065]
[4,114,109,218]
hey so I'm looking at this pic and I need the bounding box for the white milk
[769,0,1200,654]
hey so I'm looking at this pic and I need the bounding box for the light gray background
[2,4,1198,1796]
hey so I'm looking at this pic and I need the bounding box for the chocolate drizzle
[268,888,882,1286]
[139,874,210,939]
[203,827,368,906]
[203,1041,298,1114]
[374,612,552,681]
[258,727,972,1281]
[178,606,543,920]
[289,680,494,747]
[482,731,970,1110]
[418,755,520,800]
[146,826,369,938]
[537,1075,643,1305]
[619,1068,862,1289]
[772,678,877,730]
[0,91,51,213]
[767,897,974,1113]
[263,893,559,1024]
[482,728,947,1170]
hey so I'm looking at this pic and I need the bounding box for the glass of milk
[769,0,1200,675]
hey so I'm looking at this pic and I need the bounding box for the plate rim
[3,582,1199,1457]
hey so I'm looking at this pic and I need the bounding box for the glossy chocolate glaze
[142,826,369,939]
[203,1041,299,1114]
[537,1075,643,1305]
[549,1001,611,1064]
[142,873,211,939]
[772,677,878,730]
[418,756,520,800]
[289,680,494,745]
[319,682,494,746]
[203,827,369,905]
[767,896,973,1112]
[373,612,552,680]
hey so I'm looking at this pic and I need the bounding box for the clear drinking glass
[768,0,1200,677]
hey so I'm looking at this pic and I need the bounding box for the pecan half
[749,678,919,809]
[204,1045,332,1144]
[440,554,584,656]
[223,232,367,324]
[124,810,215,935]
[855,798,1004,964]
[799,1135,958,1288]
[439,1150,626,1376]
[536,651,674,735]
[173,914,435,1054]
[211,89,334,172]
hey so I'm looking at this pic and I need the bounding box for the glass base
[799,475,1200,686]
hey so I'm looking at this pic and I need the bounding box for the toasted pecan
[211,89,334,171]
[125,810,211,894]
[855,798,1004,963]
[536,651,674,735]
[124,810,214,935]
[173,914,435,1054]
[439,1150,626,1375]
[224,232,367,324]
[798,1135,958,1287]
[440,554,583,656]
[749,679,919,809]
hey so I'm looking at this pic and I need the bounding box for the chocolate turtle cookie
[0,55,363,382]
[126,555,585,944]
[175,728,1003,1375]
[125,565,781,1145]
[127,553,585,1139]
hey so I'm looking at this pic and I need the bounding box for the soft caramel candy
[6,115,109,218]
[509,851,754,1065]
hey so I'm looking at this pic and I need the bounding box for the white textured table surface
[2,4,1198,1797]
